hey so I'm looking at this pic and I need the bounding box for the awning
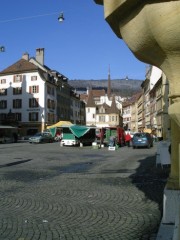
[69,125,94,138]
[47,121,73,129]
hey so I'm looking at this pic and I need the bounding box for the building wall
[0,71,58,135]
[86,107,96,126]
[123,105,131,130]
[137,94,144,131]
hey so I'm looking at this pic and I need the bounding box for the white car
[29,132,54,143]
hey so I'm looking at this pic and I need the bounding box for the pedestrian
[168,144,171,154]
[125,133,131,147]
[109,136,115,147]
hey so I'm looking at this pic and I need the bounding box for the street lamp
[0,46,5,52]
[58,12,65,22]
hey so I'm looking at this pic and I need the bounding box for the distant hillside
[68,79,143,97]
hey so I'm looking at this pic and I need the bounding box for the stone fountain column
[94,0,180,225]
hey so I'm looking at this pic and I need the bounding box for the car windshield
[134,133,146,138]
[34,133,42,137]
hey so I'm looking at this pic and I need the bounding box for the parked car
[132,132,153,149]
[29,132,54,143]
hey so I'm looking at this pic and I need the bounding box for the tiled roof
[122,91,142,107]
[80,94,88,103]
[0,59,39,75]
[91,89,106,97]
[80,89,106,104]
[86,90,96,107]
[107,95,119,114]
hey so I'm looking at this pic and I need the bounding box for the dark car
[29,132,54,143]
[132,132,153,149]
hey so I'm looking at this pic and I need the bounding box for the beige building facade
[94,0,180,238]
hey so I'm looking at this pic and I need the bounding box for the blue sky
[0,0,147,80]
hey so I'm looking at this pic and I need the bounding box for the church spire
[107,64,111,98]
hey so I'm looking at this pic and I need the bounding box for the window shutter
[29,86,31,94]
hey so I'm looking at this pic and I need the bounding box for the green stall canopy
[49,127,57,137]
[69,125,93,138]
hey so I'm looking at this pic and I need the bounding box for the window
[0,79,6,84]
[47,86,55,96]
[29,112,38,121]
[0,100,7,109]
[31,76,37,81]
[13,99,22,109]
[29,86,39,94]
[47,99,55,109]
[47,86,51,94]
[0,113,6,120]
[99,116,105,122]
[29,98,39,108]
[0,88,7,95]
[13,87,22,95]
[13,75,22,83]
[100,108,105,113]
[15,113,22,121]
[47,113,55,122]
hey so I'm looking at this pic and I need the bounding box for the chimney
[22,52,29,61]
[36,48,44,65]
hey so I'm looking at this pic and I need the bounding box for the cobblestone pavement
[0,142,170,240]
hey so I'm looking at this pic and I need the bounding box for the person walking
[125,132,131,147]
